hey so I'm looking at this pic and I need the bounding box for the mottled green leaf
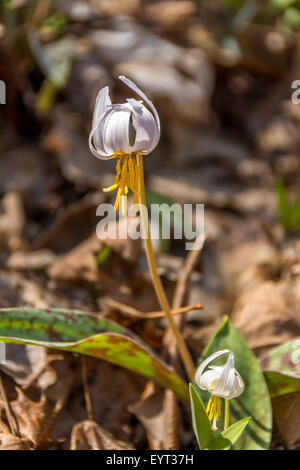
[263,371,300,398]
[0,308,188,401]
[189,383,214,450]
[261,338,300,398]
[206,417,251,450]
[197,316,272,450]
[261,338,300,375]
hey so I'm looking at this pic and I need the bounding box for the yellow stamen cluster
[206,395,221,429]
[103,153,139,215]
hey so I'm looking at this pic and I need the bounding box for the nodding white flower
[195,350,244,430]
[89,75,160,214]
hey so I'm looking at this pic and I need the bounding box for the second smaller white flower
[195,349,244,430]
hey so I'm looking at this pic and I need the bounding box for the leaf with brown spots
[261,338,300,398]
[0,308,188,401]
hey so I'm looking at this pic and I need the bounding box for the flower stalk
[136,154,195,381]
[224,399,230,430]
[89,75,195,381]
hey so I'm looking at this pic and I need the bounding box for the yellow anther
[206,395,213,413]
[115,159,121,182]
[103,183,118,192]
[103,153,140,212]
[206,395,221,430]
[128,155,135,188]
[114,187,121,211]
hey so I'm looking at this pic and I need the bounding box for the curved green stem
[224,399,230,430]
[136,153,195,382]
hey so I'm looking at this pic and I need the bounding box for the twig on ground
[101,297,202,319]
[81,357,94,421]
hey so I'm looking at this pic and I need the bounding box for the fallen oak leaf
[8,387,63,448]
[70,420,136,450]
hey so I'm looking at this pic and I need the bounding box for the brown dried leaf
[232,280,300,355]
[1,344,61,390]
[0,432,33,450]
[0,145,56,204]
[128,382,164,450]
[218,236,280,295]
[0,270,49,308]
[47,233,101,283]
[272,392,300,449]
[41,107,109,188]
[70,420,135,450]
[33,192,104,254]
[48,217,141,283]
[9,388,62,448]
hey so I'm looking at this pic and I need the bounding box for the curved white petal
[195,349,229,388]
[214,372,244,399]
[213,352,244,399]
[89,86,114,160]
[102,105,131,154]
[197,369,222,392]
[126,98,159,154]
[118,75,160,152]
[208,366,224,373]
[92,86,111,129]
[195,350,244,400]
[213,352,245,399]
[213,352,234,397]
[234,373,245,396]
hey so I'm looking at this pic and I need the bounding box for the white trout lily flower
[89,75,160,214]
[195,349,244,430]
